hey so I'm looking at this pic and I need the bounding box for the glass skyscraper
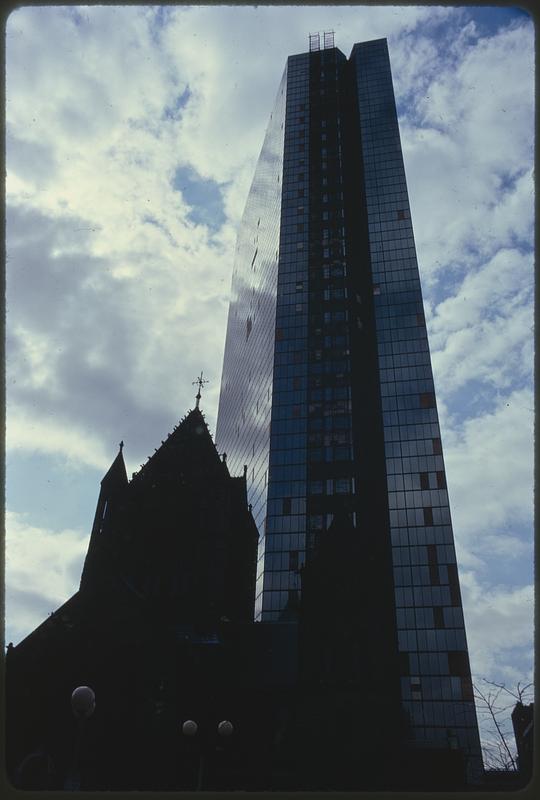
[216,37,482,778]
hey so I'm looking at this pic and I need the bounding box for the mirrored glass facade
[216,38,482,780]
[216,65,288,562]
[349,38,481,780]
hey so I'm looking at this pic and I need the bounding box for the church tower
[80,403,259,626]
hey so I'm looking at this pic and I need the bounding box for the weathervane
[192,371,209,409]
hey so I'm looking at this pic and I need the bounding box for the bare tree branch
[472,678,534,772]
[481,679,533,705]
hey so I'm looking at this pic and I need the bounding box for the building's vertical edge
[261,54,310,620]
[215,64,289,621]
[349,38,482,781]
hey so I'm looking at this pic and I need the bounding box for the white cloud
[433,307,532,394]
[399,21,534,285]
[6,406,112,472]
[5,510,89,645]
[419,24,533,175]
[6,198,230,468]
[443,387,534,545]
[430,247,532,337]
[428,247,533,394]
[460,570,534,682]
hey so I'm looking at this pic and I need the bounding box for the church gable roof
[130,406,229,486]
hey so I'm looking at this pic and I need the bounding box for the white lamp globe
[71,686,96,719]
[182,720,198,736]
[217,720,234,737]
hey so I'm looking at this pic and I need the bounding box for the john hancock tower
[216,35,482,780]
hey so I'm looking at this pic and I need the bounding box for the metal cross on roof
[192,371,209,408]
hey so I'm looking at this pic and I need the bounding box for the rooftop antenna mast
[323,30,335,49]
[309,31,335,52]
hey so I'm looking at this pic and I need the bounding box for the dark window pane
[447,564,461,605]
[461,676,474,701]
[289,550,299,571]
[427,545,439,585]
[420,392,435,409]
[448,651,470,677]
[399,652,410,675]
[423,506,434,525]
[436,471,446,489]
[434,606,445,629]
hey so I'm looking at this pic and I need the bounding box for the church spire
[84,440,129,584]
[101,440,128,489]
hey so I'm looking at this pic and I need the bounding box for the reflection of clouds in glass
[216,66,288,539]
[216,67,290,625]
[217,55,315,623]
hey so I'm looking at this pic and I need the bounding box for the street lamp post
[64,686,96,789]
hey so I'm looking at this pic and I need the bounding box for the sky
[5,3,534,756]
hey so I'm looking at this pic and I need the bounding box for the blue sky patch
[173,166,227,232]
[149,5,176,44]
[480,545,534,588]
[465,6,532,38]
[444,378,499,420]
[7,451,101,534]
[143,214,176,245]
[163,86,191,121]
[67,8,85,27]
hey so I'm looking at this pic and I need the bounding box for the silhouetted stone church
[6,402,467,790]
